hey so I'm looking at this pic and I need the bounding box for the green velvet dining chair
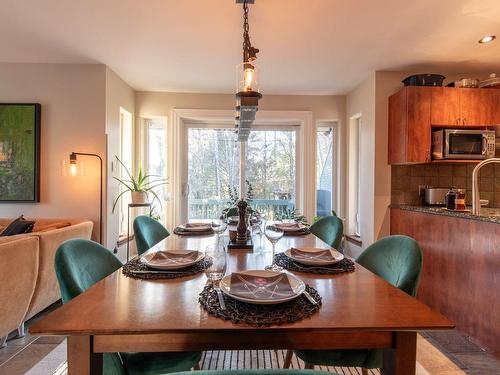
[134,215,170,255]
[284,235,423,374]
[309,216,343,249]
[54,239,202,375]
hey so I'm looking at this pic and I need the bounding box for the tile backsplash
[391,163,500,207]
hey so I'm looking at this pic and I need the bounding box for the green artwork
[0,104,40,201]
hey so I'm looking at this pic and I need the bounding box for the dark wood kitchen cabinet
[388,86,431,164]
[431,87,500,126]
[430,87,460,125]
[389,86,500,165]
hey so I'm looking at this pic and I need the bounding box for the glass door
[187,127,240,220]
[246,128,297,219]
[184,125,298,222]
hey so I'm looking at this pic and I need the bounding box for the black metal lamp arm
[70,152,103,245]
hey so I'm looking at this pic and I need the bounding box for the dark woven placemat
[199,284,321,326]
[122,257,212,279]
[274,252,355,275]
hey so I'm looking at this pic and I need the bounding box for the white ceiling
[1,0,500,94]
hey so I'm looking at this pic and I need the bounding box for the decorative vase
[131,191,148,204]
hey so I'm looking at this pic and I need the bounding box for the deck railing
[188,198,294,220]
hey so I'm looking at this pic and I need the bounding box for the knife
[129,270,185,275]
[214,286,227,310]
[303,290,318,305]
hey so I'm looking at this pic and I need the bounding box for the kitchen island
[391,205,500,358]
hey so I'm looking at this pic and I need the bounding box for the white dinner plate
[220,270,305,305]
[140,250,204,270]
[284,247,344,266]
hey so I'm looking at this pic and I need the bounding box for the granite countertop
[391,205,500,224]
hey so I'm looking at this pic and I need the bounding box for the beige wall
[135,91,347,221]
[105,68,135,249]
[135,92,345,122]
[0,63,106,240]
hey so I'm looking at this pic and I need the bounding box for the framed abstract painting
[0,103,41,202]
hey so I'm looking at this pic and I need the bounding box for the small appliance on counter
[432,129,496,160]
[424,187,449,206]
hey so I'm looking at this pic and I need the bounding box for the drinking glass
[264,222,284,271]
[205,244,227,283]
[211,219,228,247]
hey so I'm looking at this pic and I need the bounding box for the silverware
[129,270,185,275]
[214,285,226,310]
[303,290,318,305]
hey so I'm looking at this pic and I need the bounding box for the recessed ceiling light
[479,35,496,44]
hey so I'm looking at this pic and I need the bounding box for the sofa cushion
[33,222,71,233]
[0,215,36,236]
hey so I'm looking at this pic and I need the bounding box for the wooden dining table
[30,233,454,375]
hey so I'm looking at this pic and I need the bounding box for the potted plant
[112,156,168,213]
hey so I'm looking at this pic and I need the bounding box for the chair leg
[283,350,293,368]
[361,368,369,375]
[304,363,314,369]
[16,323,25,338]
[0,336,7,349]
[193,363,200,371]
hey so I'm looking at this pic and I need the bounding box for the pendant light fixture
[235,0,262,142]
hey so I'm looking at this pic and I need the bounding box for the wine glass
[211,219,228,247]
[264,222,284,271]
[204,244,227,283]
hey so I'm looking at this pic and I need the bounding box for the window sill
[117,234,134,247]
[345,234,362,247]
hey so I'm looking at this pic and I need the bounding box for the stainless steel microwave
[432,129,496,160]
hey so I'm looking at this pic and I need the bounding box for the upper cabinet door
[406,87,432,163]
[460,89,492,126]
[486,89,500,125]
[431,87,461,126]
[388,87,431,165]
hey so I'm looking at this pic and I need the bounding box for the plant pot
[131,191,148,204]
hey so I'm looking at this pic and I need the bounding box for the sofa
[0,236,39,348]
[0,218,93,347]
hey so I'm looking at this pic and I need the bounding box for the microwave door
[446,133,484,159]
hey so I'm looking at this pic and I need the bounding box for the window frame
[182,122,300,222]
[118,108,134,236]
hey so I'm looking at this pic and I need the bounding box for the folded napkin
[290,247,335,261]
[147,250,199,266]
[275,223,307,233]
[180,223,212,232]
[230,272,294,300]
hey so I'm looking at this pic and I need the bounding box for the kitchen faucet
[472,158,500,215]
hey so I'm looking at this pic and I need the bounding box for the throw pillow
[0,215,36,236]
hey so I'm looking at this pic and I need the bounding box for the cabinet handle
[456,118,459,125]
[463,118,466,125]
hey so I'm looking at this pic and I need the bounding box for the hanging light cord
[242,0,258,63]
